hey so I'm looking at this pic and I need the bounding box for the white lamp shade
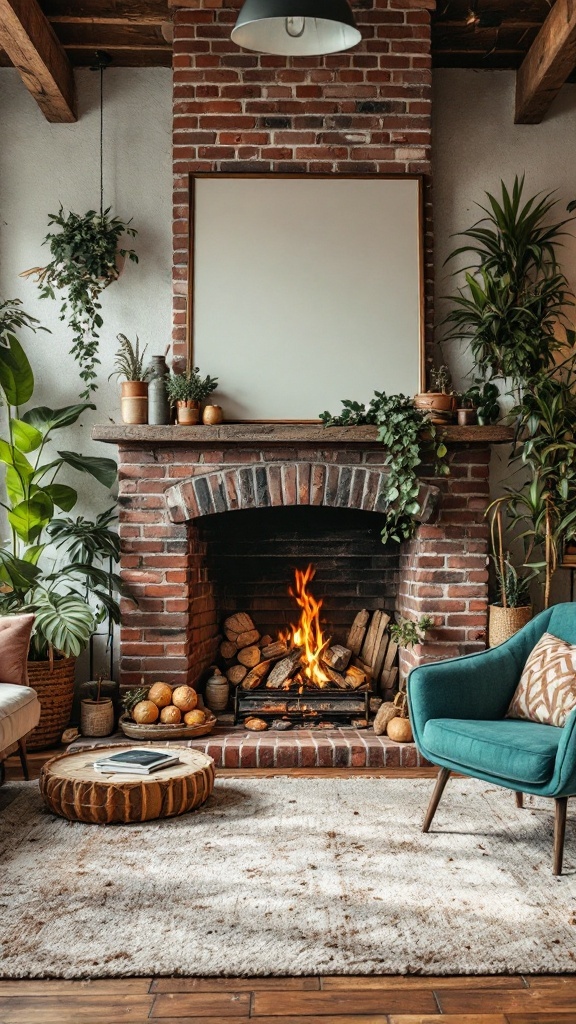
[231,0,361,56]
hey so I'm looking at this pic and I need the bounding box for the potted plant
[486,504,536,646]
[0,315,124,748]
[80,675,115,737]
[414,365,455,424]
[109,333,153,424]
[458,380,500,426]
[166,367,219,425]
[21,206,138,399]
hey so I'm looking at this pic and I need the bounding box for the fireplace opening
[195,506,400,727]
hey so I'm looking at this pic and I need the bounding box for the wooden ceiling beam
[0,0,77,121]
[515,0,576,123]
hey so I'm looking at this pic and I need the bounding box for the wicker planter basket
[27,657,76,750]
[489,605,533,648]
[80,697,115,738]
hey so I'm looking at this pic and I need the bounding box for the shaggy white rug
[1,776,576,978]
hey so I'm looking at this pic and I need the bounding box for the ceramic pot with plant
[463,380,500,426]
[456,388,478,426]
[110,333,153,424]
[414,365,455,424]
[166,367,219,425]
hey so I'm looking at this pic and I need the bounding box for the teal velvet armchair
[408,603,576,875]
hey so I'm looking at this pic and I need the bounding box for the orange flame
[283,565,330,688]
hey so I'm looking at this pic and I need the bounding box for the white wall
[0,67,173,518]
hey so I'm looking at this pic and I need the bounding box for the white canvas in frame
[191,176,424,421]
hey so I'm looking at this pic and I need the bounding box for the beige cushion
[0,614,35,686]
[0,683,40,751]
[507,632,576,727]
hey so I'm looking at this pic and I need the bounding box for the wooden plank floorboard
[389,1017,508,1024]
[321,976,526,990]
[437,987,576,1013]
[0,979,152,995]
[151,979,320,992]
[150,992,252,1017]
[0,993,155,1023]
[251,990,439,1016]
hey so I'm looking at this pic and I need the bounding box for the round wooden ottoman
[39,745,215,824]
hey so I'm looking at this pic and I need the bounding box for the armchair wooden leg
[17,737,30,782]
[515,792,524,808]
[553,797,568,876]
[423,767,451,833]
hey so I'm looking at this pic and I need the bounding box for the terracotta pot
[177,400,200,425]
[489,604,533,647]
[202,404,224,426]
[121,380,148,424]
[457,407,478,426]
[80,698,115,738]
[414,392,456,425]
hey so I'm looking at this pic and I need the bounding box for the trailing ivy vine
[319,392,449,544]
[22,207,138,399]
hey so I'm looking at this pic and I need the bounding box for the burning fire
[283,565,331,688]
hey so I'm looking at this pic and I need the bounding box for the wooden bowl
[119,710,217,740]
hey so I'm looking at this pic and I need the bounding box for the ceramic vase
[121,381,148,425]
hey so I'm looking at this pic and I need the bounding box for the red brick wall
[171,0,434,363]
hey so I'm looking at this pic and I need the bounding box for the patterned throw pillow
[507,632,576,727]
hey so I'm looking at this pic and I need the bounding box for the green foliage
[0,298,47,345]
[443,176,573,385]
[461,379,500,424]
[122,686,148,714]
[389,615,434,648]
[0,316,123,659]
[429,365,452,394]
[319,392,449,544]
[165,367,219,404]
[22,207,138,399]
[491,554,536,608]
[109,333,153,383]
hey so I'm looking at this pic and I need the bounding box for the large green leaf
[5,466,26,505]
[8,492,54,543]
[0,333,34,406]
[22,544,45,566]
[32,591,95,658]
[22,403,96,436]
[10,418,43,453]
[58,451,117,488]
[0,549,40,591]
[44,483,78,512]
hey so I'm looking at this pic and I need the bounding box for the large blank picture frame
[189,174,424,422]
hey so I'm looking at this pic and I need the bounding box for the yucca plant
[443,176,574,387]
[109,333,152,382]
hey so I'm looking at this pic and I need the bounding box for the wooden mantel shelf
[92,423,514,446]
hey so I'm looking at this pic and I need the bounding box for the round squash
[132,700,159,725]
[184,709,206,726]
[148,682,173,709]
[386,716,413,743]
[172,685,198,712]
[160,705,182,724]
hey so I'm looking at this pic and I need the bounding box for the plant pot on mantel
[176,400,200,425]
[414,392,455,425]
[27,656,76,750]
[488,604,533,648]
[121,380,148,425]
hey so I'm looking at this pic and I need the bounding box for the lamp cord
[99,63,104,217]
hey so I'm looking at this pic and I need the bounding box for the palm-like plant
[443,176,574,386]
[109,333,152,383]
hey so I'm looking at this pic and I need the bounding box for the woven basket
[80,698,115,738]
[27,657,76,750]
[489,605,533,648]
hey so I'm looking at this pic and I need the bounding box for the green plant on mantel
[21,207,138,399]
[109,333,153,383]
[442,176,573,389]
[166,367,219,405]
[319,392,449,545]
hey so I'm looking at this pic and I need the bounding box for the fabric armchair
[0,614,39,783]
[408,603,576,874]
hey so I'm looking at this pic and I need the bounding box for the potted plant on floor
[414,365,456,424]
[166,367,219,425]
[80,675,115,737]
[21,207,138,399]
[109,333,153,424]
[0,313,124,748]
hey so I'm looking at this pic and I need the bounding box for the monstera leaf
[31,591,95,658]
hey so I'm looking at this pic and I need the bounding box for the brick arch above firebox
[165,462,441,524]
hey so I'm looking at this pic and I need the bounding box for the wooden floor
[3,753,576,1024]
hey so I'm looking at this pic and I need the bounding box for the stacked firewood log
[219,610,398,696]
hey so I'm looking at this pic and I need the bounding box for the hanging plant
[21,207,138,399]
[319,392,449,544]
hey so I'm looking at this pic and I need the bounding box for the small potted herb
[166,367,219,425]
[80,676,115,738]
[414,365,455,424]
[109,333,153,424]
[461,380,500,426]
[457,387,478,426]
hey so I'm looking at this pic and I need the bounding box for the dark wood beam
[42,0,169,23]
[0,0,77,121]
[516,0,576,123]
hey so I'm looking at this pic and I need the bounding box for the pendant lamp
[231,0,361,56]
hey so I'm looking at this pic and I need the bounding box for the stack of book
[93,749,181,775]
